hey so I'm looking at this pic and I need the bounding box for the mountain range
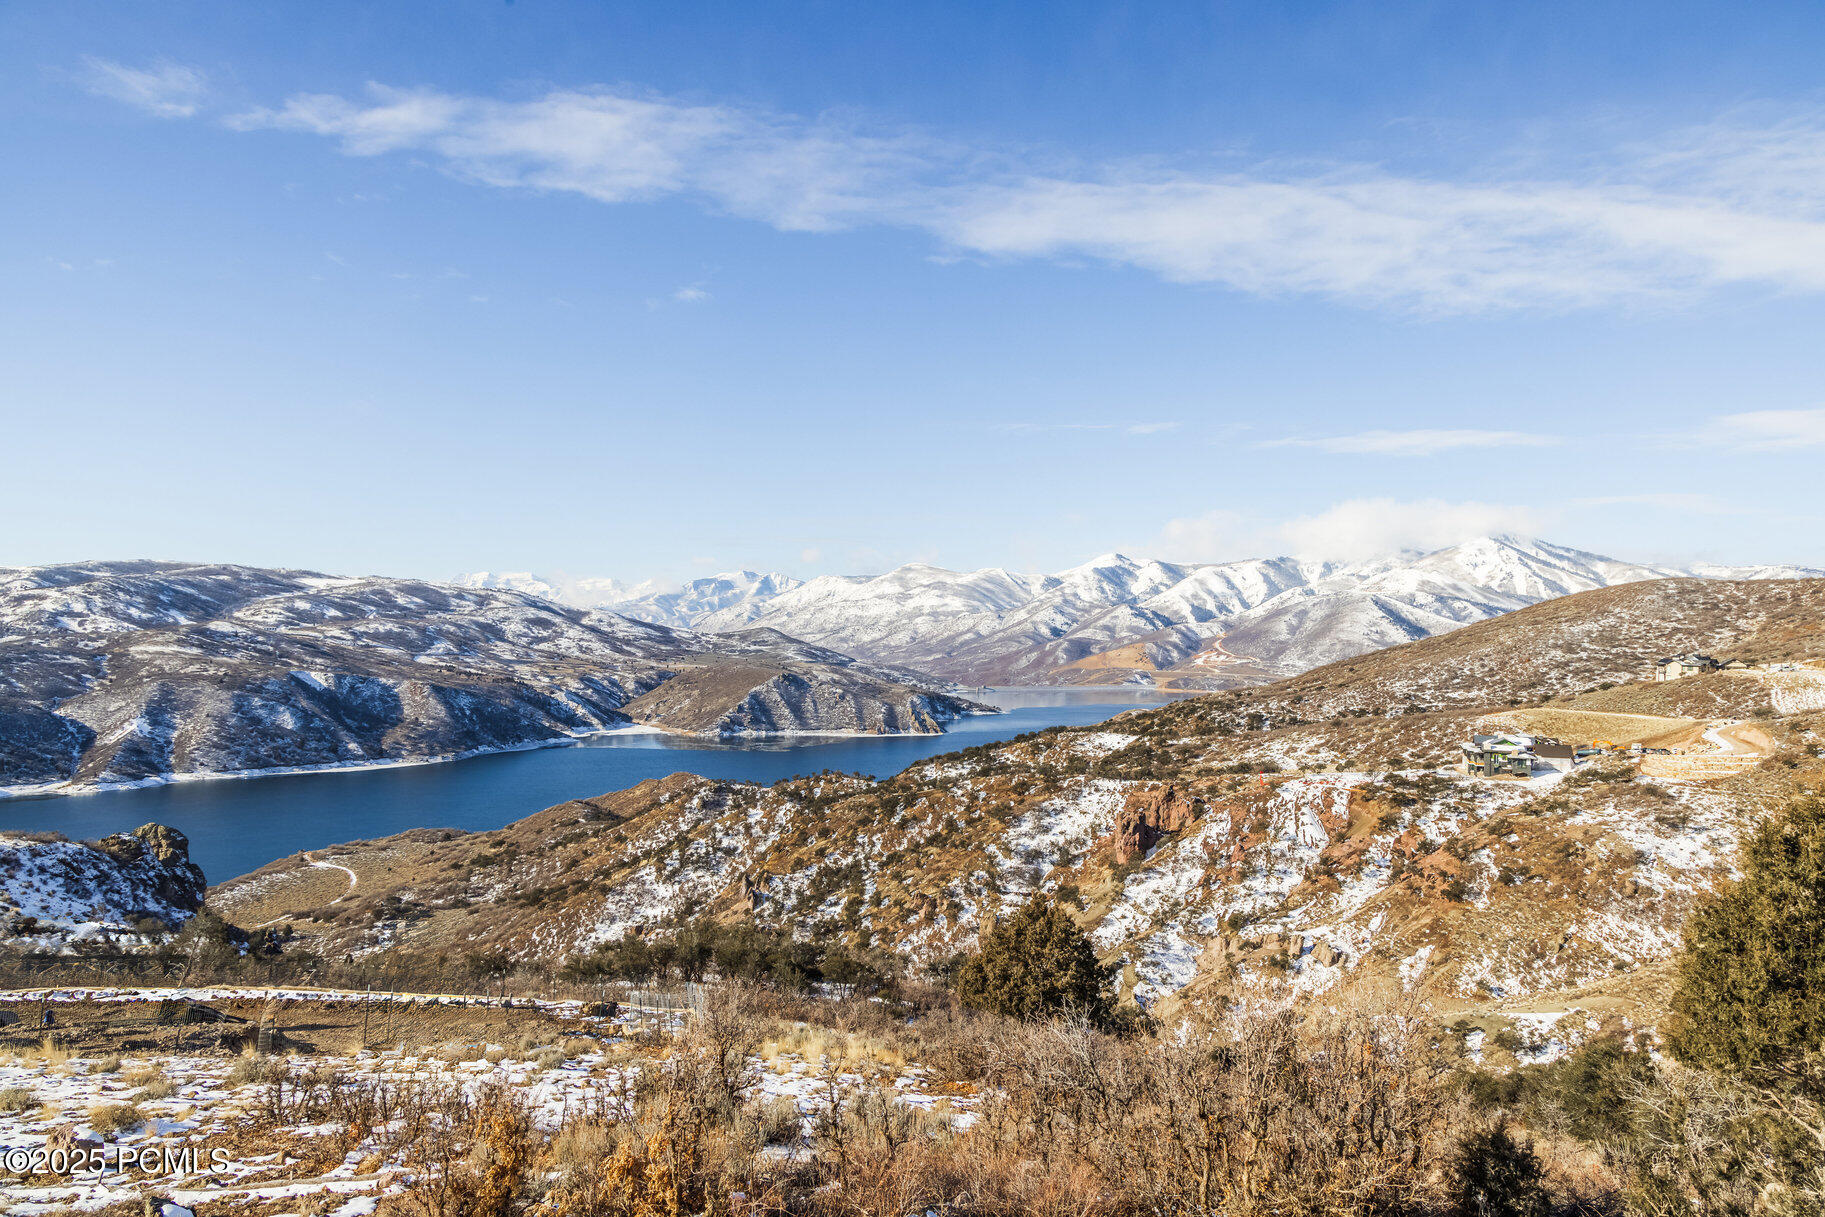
[0,562,986,795]
[460,536,1823,687]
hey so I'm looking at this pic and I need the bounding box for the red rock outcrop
[1112,784,1205,863]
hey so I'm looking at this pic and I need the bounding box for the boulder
[134,823,195,869]
[129,824,207,912]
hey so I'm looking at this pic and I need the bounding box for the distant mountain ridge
[0,562,987,795]
[463,537,1823,687]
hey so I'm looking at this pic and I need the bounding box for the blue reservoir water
[0,688,1183,885]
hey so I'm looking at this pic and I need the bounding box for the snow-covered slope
[0,562,987,795]
[0,823,206,945]
[611,571,807,629]
[455,569,809,629]
[474,537,1817,686]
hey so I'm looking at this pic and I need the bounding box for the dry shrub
[86,1102,142,1135]
[905,996,1465,1217]
[395,1082,537,1217]
[0,1086,36,1113]
[548,1104,710,1217]
[1528,1132,1623,1216]
[547,1117,619,1178]
[228,1055,282,1087]
[808,1063,963,1216]
[758,1095,803,1146]
[542,1061,785,1217]
[689,982,764,1106]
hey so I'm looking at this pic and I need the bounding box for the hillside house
[1461,733,1595,776]
[1655,653,1719,681]
[1461,733,1538,777]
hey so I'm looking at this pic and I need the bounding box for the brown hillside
[1126,578,1825,737]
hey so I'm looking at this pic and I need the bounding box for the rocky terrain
[212,576,1825,1032]
[0,561,988,796]
[0,822,206,947]
[470,536,1822,688]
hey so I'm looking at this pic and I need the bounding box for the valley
[188,576,1825,1029]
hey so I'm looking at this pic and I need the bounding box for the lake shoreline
[0,690,1187,882]
[0,705,1016,802]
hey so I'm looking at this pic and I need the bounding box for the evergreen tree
[1449,1123,1551,1217]
[955,893,1116,1025]
[1668,793,1825,1088]
[1645,794,1825,1213]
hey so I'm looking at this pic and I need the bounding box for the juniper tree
[955,893,1116,1026]
[1643,793,1825,1211]
[1668,793,1825,1091]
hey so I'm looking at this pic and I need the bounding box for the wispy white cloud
[225,84,939,232]
[1700,407,1825,450]
[1260,428,1557,456]
[198,81,1825,311]
[1280,497,1543,560]
[646,281,713,309]
[78,56,208,118]
[1157,497,1543,562]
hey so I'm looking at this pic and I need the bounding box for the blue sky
[6,1,1825,583]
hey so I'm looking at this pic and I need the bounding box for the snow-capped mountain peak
[455,539,1820,687]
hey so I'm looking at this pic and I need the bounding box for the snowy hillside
[464,537,1822,686]
[0,562,987,795]
[0,823,206,946]
[215,576,1825,1025]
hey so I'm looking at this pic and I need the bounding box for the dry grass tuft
[86,1102,142,1135]
[132,1077,177,1101]
[121,1065,163,1087]
[228,1056,282,1087]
